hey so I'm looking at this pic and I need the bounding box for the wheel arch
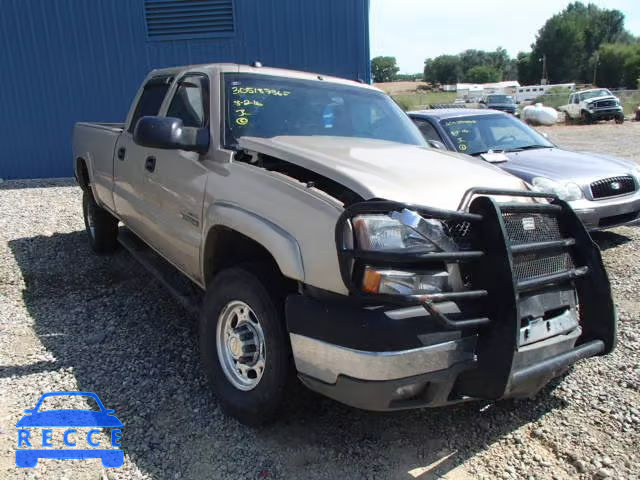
[202,202,304,286]
[75,157,91,191]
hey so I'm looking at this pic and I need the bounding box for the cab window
[166,74,209,128]
[128,76,173,133]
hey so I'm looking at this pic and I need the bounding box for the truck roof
[147,63,379,91]
[408,108,505,120]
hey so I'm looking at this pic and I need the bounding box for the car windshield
[487,95,514,104]
[36,395,100,412]
[581,89,612,100]
[223,73,426,148]
[440,114,553,155]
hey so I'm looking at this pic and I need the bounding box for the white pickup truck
[560,88,624,124]
[73,63,616,425]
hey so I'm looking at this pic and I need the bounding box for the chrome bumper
[290,333,476,384]
[571,193,640,230]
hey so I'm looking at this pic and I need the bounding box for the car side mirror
[133,116,209,154]
[427,140,447,150]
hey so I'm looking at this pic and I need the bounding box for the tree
[526,2,634,83]
[466,65,501,83]
[623,49,640,89]
[423,55,461,84]
[371,56,399,83]
[596,43,631,87]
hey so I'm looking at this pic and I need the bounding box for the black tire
[615,114,624,124]
[581,110,592,124]
[82,190,118,254]
[199,266,290,426]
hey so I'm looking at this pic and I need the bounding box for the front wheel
[199,267,290,425]
[581,110,592,124]
[82,190,118,254]
[615,114,624,124]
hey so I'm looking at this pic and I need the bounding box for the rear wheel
[82,190,118,254]
[199,266,290,425]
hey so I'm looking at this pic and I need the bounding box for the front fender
[204,201,305,281]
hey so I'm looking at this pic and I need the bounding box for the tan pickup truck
[73,63,616,425]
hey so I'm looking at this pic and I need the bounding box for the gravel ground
[1,124,639,479]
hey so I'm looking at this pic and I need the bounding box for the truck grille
[590,176,635,199]
[594,99,616,109]
[502,212,561,244]
[443,220,474,250]
[502,212,574,282]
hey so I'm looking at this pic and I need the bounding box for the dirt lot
[1,123,639,479]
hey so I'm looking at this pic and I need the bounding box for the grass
[390,92,457,111]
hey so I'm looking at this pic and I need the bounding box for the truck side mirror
[133,116,209,154]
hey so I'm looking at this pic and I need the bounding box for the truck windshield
[487,95,514,103]
[441,114,553,155]
[581,89,612,100]
[223,73,426,148]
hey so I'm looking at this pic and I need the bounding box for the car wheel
[82,190,118,254]
[581,110,592,124]
[615,114,624,124]
[15,451,38,468]
[199,266,290,426]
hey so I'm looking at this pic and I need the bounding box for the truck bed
[73,121,125,212]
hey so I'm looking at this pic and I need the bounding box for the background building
[0,0,371,179]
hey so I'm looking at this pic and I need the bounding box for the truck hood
[584,95,617,104]
[239,136,528,210]
[500,147,637,183]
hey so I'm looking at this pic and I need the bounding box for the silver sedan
[409,108,640,230]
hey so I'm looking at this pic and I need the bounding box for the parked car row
[74,64,617,425]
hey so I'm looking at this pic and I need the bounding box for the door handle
[144,156,156,173]
[117,147,126,161]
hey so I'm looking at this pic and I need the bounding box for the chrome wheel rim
[216,300,266,391]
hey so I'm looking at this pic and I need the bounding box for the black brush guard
[335,188,616,399]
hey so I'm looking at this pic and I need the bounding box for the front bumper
[571,192,640,230]
[588,107,623,120]
[285,191,616,411]
[287,295,605,411]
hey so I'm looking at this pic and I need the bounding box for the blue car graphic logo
[15,391,123,468]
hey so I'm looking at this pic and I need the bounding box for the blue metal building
[0,0,370,179]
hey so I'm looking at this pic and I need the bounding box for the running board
[118,228,202,317]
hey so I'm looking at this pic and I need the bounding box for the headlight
[532,177,584,201]
[362,266,448,295]
[351,209,458,296]
[352,210,455,252]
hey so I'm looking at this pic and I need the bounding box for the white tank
[521,103,558,126]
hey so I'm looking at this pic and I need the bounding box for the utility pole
[539,54,548,85]
[592,51,599,86]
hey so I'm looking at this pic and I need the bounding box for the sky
[370,0,640,73]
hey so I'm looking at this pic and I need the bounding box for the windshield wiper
[504,145,553,152]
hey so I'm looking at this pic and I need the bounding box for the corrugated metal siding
[0,0,370,179]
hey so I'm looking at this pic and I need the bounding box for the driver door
[138,73,211,279]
